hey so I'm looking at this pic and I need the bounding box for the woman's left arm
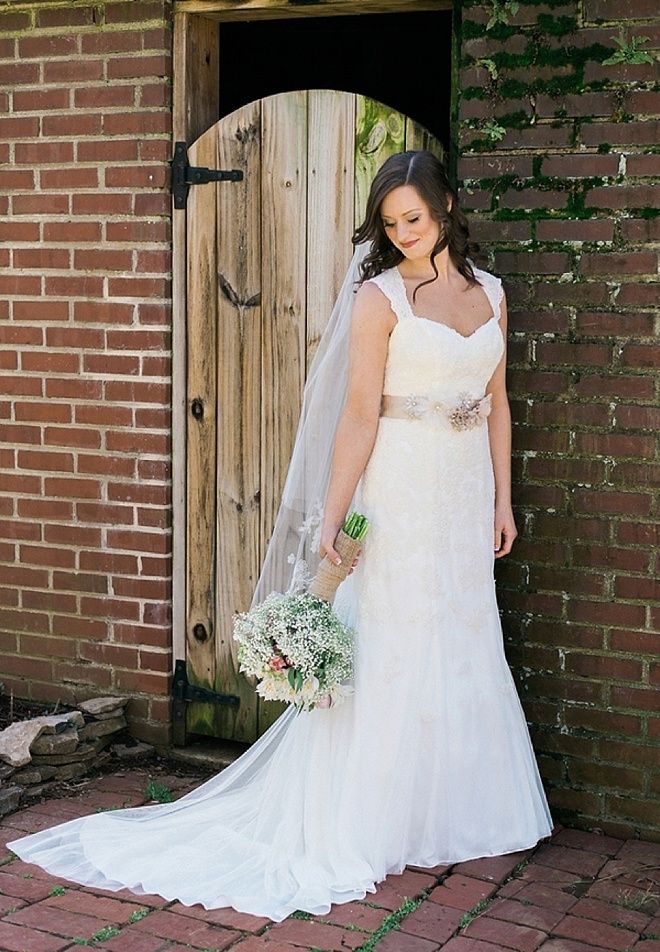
[486,292,518,558]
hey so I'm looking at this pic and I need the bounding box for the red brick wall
[458,0,659,839]
[0,0,173,744]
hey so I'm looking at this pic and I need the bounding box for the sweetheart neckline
[410,312,500,339]
[393,267,499,339]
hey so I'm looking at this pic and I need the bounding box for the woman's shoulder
[356,267,398,299]
[359,266,401,301]
[353,274,399,329]
[354,276,395,310]
[469,261,505,316]
[470,260,504,292]
[361,264,398,284]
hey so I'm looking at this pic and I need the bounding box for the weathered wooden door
[185,91,443,744]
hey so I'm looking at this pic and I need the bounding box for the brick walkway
[1,768,659,952]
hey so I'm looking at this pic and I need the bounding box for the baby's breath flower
[233,592,354,712]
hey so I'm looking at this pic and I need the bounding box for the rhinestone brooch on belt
[381,392,493,431]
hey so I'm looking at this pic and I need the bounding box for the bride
[8,151,552,922]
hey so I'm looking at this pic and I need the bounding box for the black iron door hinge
[172,659,240,746]
[171,141,243,210]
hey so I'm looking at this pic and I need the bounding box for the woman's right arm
[320,281,396,565]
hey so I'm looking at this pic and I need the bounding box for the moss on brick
[496,109,531,129]
[536,13,578,36]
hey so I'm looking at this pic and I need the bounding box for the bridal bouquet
[233,512,369,712]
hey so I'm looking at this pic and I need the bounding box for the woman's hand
[494,504,517,558]
[320,523,361,574]
[320,522,343,566]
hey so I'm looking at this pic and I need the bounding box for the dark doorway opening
[218,10,453,151]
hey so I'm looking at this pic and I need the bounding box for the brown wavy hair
[352,151,480,299]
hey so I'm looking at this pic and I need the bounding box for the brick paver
[442,937,511,951]
[536,941,623,952]
[0,919,70,952]
[399,900,463,943]
[463,914,547,951]
[532,844,610,878]
[376,931,442,951]
[129,908,241,949]
[1,769,659,951]
[567,895,651,932]
[95,931,173,952]
[551,913,641,949]
[429,875,499,911]
[454,851,533,884]
[318,900,392,931]
[268,917,367,949]
[496,881,577,913]
[483,897,565,933]
[371,868,440,910]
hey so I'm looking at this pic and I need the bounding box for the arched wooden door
[184,90,443,744]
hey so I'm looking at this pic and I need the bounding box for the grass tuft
[128,909,150,924]
[144,781,174,803]
[354,895,425,952]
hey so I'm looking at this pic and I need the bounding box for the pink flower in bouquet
[268,655,288,671]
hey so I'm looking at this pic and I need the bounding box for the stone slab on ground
[78,714,127,742]
[111,740,156,762]
[0,786,23,817]
[0,713,83,768]
[77,697,129,717]
[31,737,109,766]
[8,766,43,786]
[30,728,79,757]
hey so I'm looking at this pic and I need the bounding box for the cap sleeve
[472,265,504,320]
[366,269,414,324]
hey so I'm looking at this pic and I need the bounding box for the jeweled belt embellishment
[381,392,492,431]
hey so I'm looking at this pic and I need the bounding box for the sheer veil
[251,242,370,608]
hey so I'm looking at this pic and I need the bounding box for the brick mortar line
[0,22,170,34]
[5,60,172,66]
[14,52,172,60]
[3,269,171,275]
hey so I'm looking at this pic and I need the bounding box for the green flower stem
[343,512,370,541]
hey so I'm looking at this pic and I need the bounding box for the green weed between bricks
[144,780,174,803]
[128,908,150,923]
[459,897,492,928]
[354,896,426,951]
[291,894,426,947]
[69,911,151,948]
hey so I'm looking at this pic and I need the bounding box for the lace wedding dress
[9,264,552,921]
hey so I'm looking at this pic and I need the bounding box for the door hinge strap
[172,659,241,746]
[172,141,243,210]
[173,659,241,708]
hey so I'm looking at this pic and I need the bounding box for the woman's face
[380,185,441,261]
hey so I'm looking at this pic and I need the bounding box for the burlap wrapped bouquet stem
[308,530,362,602]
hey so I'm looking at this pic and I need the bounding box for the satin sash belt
[380,392,492,431]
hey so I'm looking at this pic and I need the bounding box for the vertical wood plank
[307,90,356,371]
[406,117,446,162]
[179,15,220,146]
[354,96,406,228]
[211,100,263,742]
[258,91,308,733]
[173,12,220,688]
[186,127,219,712]
[171,13,189,676]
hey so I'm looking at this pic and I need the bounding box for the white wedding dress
[8,264,552,921]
